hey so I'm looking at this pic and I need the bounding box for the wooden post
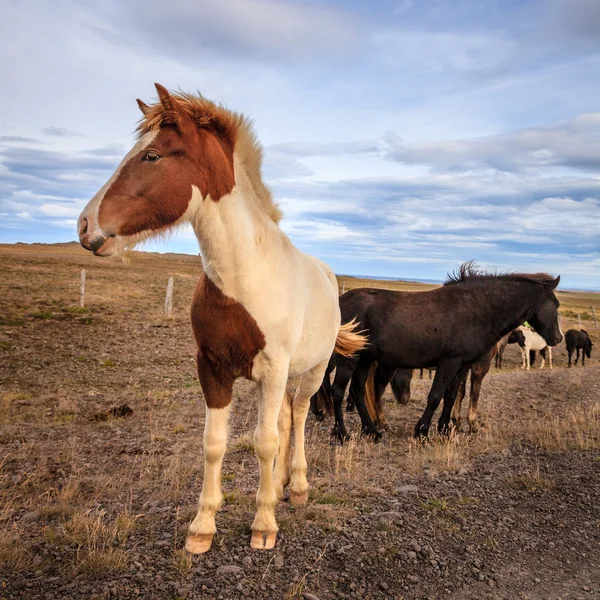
[591,305,600,333]
[165,277,173,316]
[80,269,86,308]
[341,280,345,295]
[578,313,581,330]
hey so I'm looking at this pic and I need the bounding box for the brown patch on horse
[137,84,281,223]
[191,274,266,409]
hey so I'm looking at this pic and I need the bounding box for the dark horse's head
[446,263,563,347]
[524,275,563,346]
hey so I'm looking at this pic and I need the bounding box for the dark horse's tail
[364,362,382,427]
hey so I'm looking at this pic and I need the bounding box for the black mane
[444,261,557,287]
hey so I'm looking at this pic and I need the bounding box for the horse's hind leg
[274,390,293,502]
[331,357,356,441]
[438,366,469,435]
[567,348,572,367]
[286,359,330,505]
[575,348,580,366]
[415,359,462,438]
[548,347,553,369]
[467,353,492,432]
[349,358,382,438]
[373,363,397,428]
[450,373,468,430]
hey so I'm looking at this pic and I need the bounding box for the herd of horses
[76,85,594,553]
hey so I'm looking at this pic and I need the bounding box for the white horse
[518,326,553,370]
[77,84,366,553]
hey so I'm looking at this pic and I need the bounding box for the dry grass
[62,508,139,575]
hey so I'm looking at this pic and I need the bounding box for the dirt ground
[0,243,599,600]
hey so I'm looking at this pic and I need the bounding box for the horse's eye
[143,151,160,162]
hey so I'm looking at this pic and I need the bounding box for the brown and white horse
[77,84,366,553]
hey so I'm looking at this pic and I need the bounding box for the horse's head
[78,84,236,256]
[527,276,563,346]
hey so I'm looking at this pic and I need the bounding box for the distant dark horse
[565,329,593,367]
[312,263,562,439]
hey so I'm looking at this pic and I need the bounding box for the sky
[1,0,599,288]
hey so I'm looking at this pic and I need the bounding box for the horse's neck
[188,166,278,297]
[484,281,539,337]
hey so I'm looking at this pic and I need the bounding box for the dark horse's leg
[567,345,572,367]
[331,356,358,441]
[438,366,469,435]
[575,348,580,366]
[309,354,335,421]
[581,346,586,367]
[371,363,398,429]
[450,371,468,430]
[415,359,462,438]
[348,358,383,439]
[467,352,493,432]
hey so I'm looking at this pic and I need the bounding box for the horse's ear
[154,83,181,128]
[136,99,151,115]
[552,275,560,289]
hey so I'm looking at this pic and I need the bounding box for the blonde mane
[137,91,282,224]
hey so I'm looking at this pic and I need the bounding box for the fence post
[80,269,86,308]
[591,305,600,333]
[165,277,173,316]
[578,313,581,330]
[341,280,345,295]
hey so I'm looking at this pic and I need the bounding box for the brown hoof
[289,490,308,506]
[185,533,213,554]
[250,530,277,550]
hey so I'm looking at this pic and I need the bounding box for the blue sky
[1,0,599,287]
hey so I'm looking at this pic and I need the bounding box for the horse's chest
[191,274,266,380]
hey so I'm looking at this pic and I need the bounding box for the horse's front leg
[186,356,233,554]
[251,363,288,550]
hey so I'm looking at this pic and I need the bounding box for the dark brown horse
[565,329,593,366]
[313,263,563,439]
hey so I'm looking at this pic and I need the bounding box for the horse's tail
[363,362,381,426]
[335,318,368,357]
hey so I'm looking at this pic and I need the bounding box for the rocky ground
[1,244,599,600]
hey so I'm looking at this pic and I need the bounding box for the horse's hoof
[185,533,213,554]
[414,424,429,439]
[250,530,277,550]
[289,490,308,506]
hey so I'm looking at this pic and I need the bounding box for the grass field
[0,243,599,600]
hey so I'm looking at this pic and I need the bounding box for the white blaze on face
[78,131,158,238]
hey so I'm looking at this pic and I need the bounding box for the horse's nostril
[79,217,88,236]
